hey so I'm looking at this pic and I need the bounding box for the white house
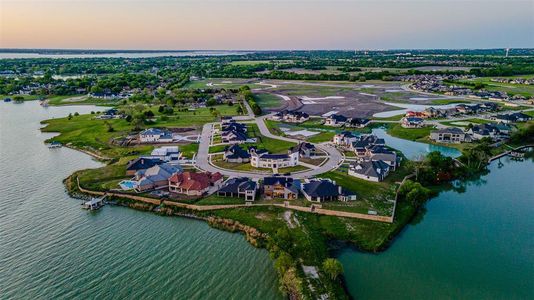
[149,146,181,162]
[249,148,299,169]
[139,128,174,143]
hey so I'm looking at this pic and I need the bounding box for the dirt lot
[259,80,457,117]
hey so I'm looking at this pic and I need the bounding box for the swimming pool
[119,180,137,190]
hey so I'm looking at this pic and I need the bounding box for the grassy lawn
[247,124,296,153]
[372,114,404,121]
[386,124,435,141]
[194,194,245,205]
[300,157,327,166]
[440,118,494,127]
[41,113,153,158]
[180,143,199,158]
[183,78,265,90]
[229,60,271,66]
[0,94,41,101]
[278,165,310,173]
[307,131,335,143]
[77,163,129,191]
[320,170,395,203]
[460,78,534,97]
[253,93,282,109]
[430,99,470,105]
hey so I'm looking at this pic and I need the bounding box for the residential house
[467,123,510,141]
[149,146,181,162]
[126,157,163,175]
[271,110,310,123]
[324,114,348,127]
[291,142,316,158]
[262,176,301,200]
[139,128,174,143]
[249,147,299,169]
[217,177,258,201]
[405,111,427,118]
[221,121,250,144]
[401,117,425,128]
[301,179,356,202]
[367,146,398,170]
[492,112,532,124]
[351,134,385,156]
[430,127,470,144]
[333,131,358,147]
[346,118,370,128]
[348,159,391,182]
[223,144,251,163]
[134,163,182,192]
[168,171,223,196]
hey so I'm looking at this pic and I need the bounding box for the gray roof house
[134,163,182,192]
[301,179,356,202]
[348,160,391,182]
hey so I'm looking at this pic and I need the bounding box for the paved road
[194,113,344,179]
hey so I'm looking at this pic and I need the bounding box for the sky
[0,0,533,50]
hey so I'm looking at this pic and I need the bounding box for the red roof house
[168,172,223,196]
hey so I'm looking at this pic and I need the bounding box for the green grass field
[385,124,435,141]
[253,93,282,109]
[459,77,534,97]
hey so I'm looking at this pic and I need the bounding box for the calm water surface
[338,156,534,299]
[0,101,281,299]
[372,128,462,159]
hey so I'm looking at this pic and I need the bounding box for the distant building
[271,110,310,123]
[346,118,370,128]
[401,117,425,128]
[324,114,348,127]
[492,112,532,124]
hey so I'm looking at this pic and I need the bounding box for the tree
[67,113,73,120]
[274,251,294,274]
[104,121,114,132]
[322,258,343,281]
[132,113,145,130]
[279,267,302,299]
[236,105,244,115]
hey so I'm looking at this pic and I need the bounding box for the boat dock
[82,195,106,210]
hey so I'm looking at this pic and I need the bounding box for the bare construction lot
[258,80,467,118]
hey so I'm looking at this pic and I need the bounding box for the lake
[372,128,462,159]
[338,155,534,299]
[0,101,281,299]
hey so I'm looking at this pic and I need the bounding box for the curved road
[195,113,343,179]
